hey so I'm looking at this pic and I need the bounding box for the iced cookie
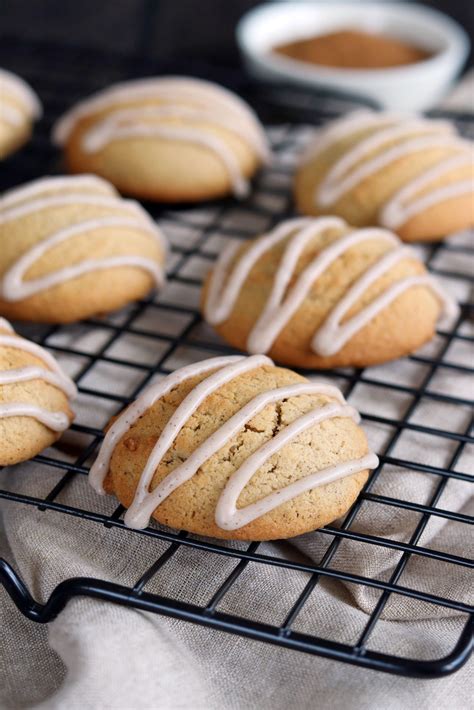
[0,68,42,159]
[201,217,458,369]
[294,111,474,242]
[52,77,270,202]
[0,317,76,465]
[0,174,166,323]
[89,355,378,540]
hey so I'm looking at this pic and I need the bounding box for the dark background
[2,0,473,70]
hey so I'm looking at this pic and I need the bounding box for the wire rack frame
[0,36,473,679]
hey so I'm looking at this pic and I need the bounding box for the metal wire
[0,36,472,678]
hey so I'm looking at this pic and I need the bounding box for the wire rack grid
[0,36,473,679]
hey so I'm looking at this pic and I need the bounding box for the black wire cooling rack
[0,35,473,679]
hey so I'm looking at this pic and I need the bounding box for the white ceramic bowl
[237,2,470,111]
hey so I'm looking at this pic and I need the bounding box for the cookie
[89,355,378,540]
[294,110,474,242]
[0,174,166,323]
[52,77,270,202]
[0,68,42,160]
[201,217,458,369]
[0,317,76,465]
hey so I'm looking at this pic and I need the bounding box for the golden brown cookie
[0,174,166,323]
[294,111,474,242]
[0,68,42,160]
[89,355,378,540]
[52,77,270,202]
[201,217,458,369]
[0,317,76,465]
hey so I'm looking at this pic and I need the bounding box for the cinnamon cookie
[0,68,42,159]
[89,355,378,540]
[0,317,76,465]
[52,77,270,202]
[201,217,458,369]
[294,111,474,242]
[0,174,166,323]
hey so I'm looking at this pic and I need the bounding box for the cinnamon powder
[273,29,432,69]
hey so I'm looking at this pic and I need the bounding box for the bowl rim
[237,1,470,80]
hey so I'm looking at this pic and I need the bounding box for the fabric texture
[1,83,473,708]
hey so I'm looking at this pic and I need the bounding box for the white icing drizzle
[318,134,464,207]
[204,218,459,357]
[204,217,330,326]
[53,77,267,146]
[82,105,268,160]
[305,110,473,230]
[0,194,153,224]
[86,124,251,198]
[0,402,70,431]
[0,320,76,431]
[0,174,115,209]
[89,355,248,495]
[52,76,270,198]
[0,68,42,124]
[89,354,378,530]
[381,153,474,229]
[301,110,404,165]
[0,176,166,302]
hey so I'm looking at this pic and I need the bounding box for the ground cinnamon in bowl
[273,29,433,69]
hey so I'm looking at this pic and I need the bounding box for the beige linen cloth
[1,89,474,709]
